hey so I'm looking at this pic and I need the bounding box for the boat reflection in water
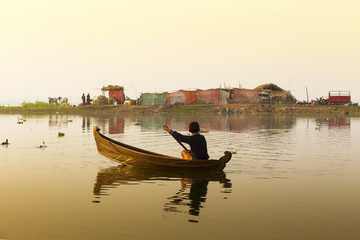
[93,165,231,222]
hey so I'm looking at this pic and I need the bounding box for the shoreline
[1,104,359,116]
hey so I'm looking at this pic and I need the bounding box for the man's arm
[163,125,190,144]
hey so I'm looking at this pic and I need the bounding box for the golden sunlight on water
[0,114,359,240]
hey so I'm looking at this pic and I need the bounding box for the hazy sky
[1,0,359,105]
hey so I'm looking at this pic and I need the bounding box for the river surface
[0,113,359,240]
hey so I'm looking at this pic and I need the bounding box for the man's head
[189,121,200,133]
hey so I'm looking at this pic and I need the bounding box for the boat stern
[218,151,232,170]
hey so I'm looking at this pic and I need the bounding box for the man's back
[170,131,209,160]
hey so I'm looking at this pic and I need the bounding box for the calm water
[0,113,359,240]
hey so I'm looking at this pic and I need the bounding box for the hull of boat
[93,126,232,170]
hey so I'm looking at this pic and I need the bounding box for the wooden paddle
[163,125,189,150]
[164,125,193,160]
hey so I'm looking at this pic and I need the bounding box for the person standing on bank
[86,93,91,105]
[163,122,209,160]
[81,93,86,105]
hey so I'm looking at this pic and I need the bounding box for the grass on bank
[21,101,54,108]
[0,101,64,108]
[0,101,74,112]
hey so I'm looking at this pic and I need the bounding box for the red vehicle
[327,91,351,105]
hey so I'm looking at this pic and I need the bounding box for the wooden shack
[101,85,125,104]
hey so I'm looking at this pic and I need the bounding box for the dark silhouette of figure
[82,93,86,105]
[87,93,91,105]
[2,139,9,145]
[188,180,209,216]
[163,176,232,223]
[82,116,91,132]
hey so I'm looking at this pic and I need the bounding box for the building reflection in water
[108,116,125,134]
[322,116,350,129]
[152,114,296,133]
[37,113,352,135]
[93,165,231,222]
[94,113,298,136]
[132,113,352,133]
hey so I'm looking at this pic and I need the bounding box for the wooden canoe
[93,126,232,170]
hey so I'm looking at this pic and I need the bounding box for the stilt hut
[101,85,125,104]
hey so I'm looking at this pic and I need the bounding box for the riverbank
[1,104,360,116]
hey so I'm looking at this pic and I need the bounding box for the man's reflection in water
[92,166,231,222]
[188,179,208,216]
[164,179,208,216]
[164,177,231,221]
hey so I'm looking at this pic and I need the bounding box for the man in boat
[163,122,209,160]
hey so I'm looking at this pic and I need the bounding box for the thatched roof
[255,83,297,103]
[254,83,284,91]
[101,85,124,91]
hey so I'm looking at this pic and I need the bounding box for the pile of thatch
[255,83,297,103]
[101,85,124,91]
[254,83,284,91]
